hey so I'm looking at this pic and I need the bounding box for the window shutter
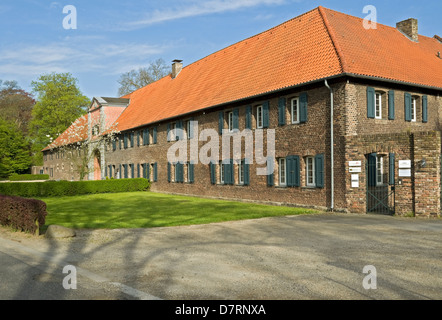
[389,153,395,186]
[233,109,239,131]
[405,93,412,122]
[131,164,135,179]
[176,121,183,140]
[137,131,140,146]
[287,156,300,187]
[119,164,122,179]
[299,93,308,123]
[124,134,128,149]
[179,162,184,183]
[245,106,252,130]
[167,124,171,141]
[263,101,270,128]
[124,164,128,179]
[368,153,377,187]
[210,162,216,184]
[278,97,286,126]
[144,129,149,145]
[244,159,250,186]
[189,162,195,183]
[367,87,375,119]
[267,157,274,187]
[130,133,134,148]
[109,165,112,178]
[219,112,224,135]
[422,95,428,123]
[119,137,122,150]
[315,154,324,188]
[153,127,157,144]
[141,164,146,179]
[105,166,108,178]
[112,139,117,151]
[388,90,395,120]
[229,159,234,185]
[167,162,171,182]
[137,164,140,178]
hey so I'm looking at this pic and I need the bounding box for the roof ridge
[318,6,347,73]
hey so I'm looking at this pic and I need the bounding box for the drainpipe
[324,79,334,211]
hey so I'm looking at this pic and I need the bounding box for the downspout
[324,79,334,211]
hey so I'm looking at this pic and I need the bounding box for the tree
[0,118,32,178]
[29,73,90,165]
[117,58,169,96]
[0,80,35,136]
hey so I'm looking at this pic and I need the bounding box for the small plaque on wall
[399,169,412,177]
[399,160,411,169]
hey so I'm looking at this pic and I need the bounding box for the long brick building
[43,6,442,217]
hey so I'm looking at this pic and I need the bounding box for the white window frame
[219,161,224,184]
[227,111,234,132]
[411,97,417,122]
[186,120,191,139]
[291,97,300,124]
[256,105,263,129]
[306,156,316,187]
[279,158,286,186]
[376,155,384,186]
[375,92,382,119]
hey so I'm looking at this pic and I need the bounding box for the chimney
[434,35,442,44]
[171,60,183,79]
[396,18,418,42]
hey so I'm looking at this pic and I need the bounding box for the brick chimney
[171,60,183,79]
[396,18,418,42]
[434,35,442,44]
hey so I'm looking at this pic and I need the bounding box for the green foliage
[29,73,90,165]
[0,178,150,198]
[8,174,49,181]
[0,194,47,235]
[0,118,32,179]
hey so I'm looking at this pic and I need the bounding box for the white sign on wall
[349,161,362,167]
[349,167,362,173]
[399,169,412,177]
[398,160,412,169]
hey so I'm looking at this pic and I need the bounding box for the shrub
[0,178,150,198]
[0,194,47,234]
[9,174,50,181]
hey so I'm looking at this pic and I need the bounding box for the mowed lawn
[40,192,319,229]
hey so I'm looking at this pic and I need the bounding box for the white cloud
[129,0,286,27]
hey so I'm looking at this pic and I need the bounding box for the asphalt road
[1,213,441,300]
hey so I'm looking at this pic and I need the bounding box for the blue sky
[0,0,440,99]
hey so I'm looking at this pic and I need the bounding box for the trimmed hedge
[9,174,50,181]
[0,194,47,234]
[0,178,151,198]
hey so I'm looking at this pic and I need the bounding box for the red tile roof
[43,114,88,151]
[45,6,442,150]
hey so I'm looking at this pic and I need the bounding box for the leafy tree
[29,73,90,165]
[117,58,169,96]
[0,118,32,178]
[0,80,35,136]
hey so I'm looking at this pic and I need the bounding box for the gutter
[324,79,334,211]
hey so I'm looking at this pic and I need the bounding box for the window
[168,123,177,141]
[279,158,286,186]
[305,157,315,187]
[376,155,384,186]
[227,112,234,132]
[238,161,244,185]
[186,120,192,139]
[291,97,300,124]
[411,97,417,122]
[256,105,263,129]
[375,92,382,119]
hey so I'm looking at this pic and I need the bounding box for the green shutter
[153,163,157,182]
[176,121,183,140]
[389,153,395,186]
[368,153,377,187]
[130,133,134,148]
[278,97,286,126]
[219,112,224,135]
[124,134,128,149]
[405,93,412,122]
[137,131,140,146]
[167,124,171,141]
[131,164,135,178]
[388,90,395,120]
[422,95,428,123]
[267,157,274,186]
[245,106,252,130]
[112,139,117,151]
[105,166,108,178]
[189,162,195,183]
[119,164,122,179]
[144,129,150,145]
[287,156,300,187]
[124,164,128,179]
[167,162,171,182]
[367,87,375,119]
[233,109,239,131]
[315,154,324,188]
[263,101,270,128]
[299,93,308,123]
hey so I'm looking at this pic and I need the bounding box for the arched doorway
[93,149,101,181]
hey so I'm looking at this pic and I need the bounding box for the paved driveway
[1,213,441,300]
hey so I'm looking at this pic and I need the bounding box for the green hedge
[0,178,150,198]
[0,194,47,234]
[9,174,50,181]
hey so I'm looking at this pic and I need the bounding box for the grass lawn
[40,192,319,229]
